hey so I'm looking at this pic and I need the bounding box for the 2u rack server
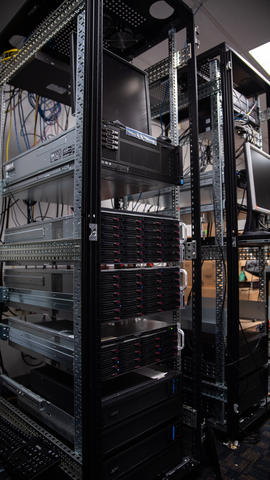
[101,210,180,264]
[4,267,181,321]
[0,316,177,382]
[100,268,180,321]
[3,123,182,202]
[101,320,177,380]
[28,365,181,432]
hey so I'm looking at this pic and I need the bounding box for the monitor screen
[245,143,270,215]
[103,50,151,134]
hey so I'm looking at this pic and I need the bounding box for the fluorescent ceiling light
[249,42,270,76]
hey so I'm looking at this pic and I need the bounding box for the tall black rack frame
[81,1,202,476]
[81,0,102,474]
[185,42,270,439]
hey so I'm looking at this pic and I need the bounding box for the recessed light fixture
[149,1,175,20]
[249,41,270,76]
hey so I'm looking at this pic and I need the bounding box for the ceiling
[134,0,270,81]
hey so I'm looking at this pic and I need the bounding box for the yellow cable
[1,49,20,63]
[3,49,19,54]
[6,93,23,113]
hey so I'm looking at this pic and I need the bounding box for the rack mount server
[0,317,178,381]
[3,124,182,202]
[5,209,182,264]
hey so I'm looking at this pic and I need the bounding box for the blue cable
[18,94,31,149]
[21,101,30,149]
[28,93,61,128]
[38,96,61,124]
[18,98,30,149]
[194,1,203,16]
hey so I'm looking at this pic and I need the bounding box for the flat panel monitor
[103,50,151,134]
[245,142,270,215]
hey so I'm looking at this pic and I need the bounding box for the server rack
[180,43,270,439]
[0,1,202,479]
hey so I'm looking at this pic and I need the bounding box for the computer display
[103,50,151,134]
[70,43,151,134]
[244,142,270,215]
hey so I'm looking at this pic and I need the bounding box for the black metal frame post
[220,45,239,439]
[81,0,102,477]
[187,42,270,440]
[267,89,270,153]
[187,17,202,460]
[265,268,270,355]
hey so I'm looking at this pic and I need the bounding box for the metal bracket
[182,404,197,428]
[151,77,222,119]
[161,456,196,478]
[184,240,197,260]
[179,221,188,244]
[89,223,98,241]
[177,327,185,350]
[146,44,191,86]
[0,179,6,195]
[0,325,9,340]
[195,26,200,48]
[179,268,188,291]
[180,292,185,310]
[0,287,9,303]
[174,44,192,69]
[260,108,270,122]
[179,244,185,263]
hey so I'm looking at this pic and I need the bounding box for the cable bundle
[3,87,70,163]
